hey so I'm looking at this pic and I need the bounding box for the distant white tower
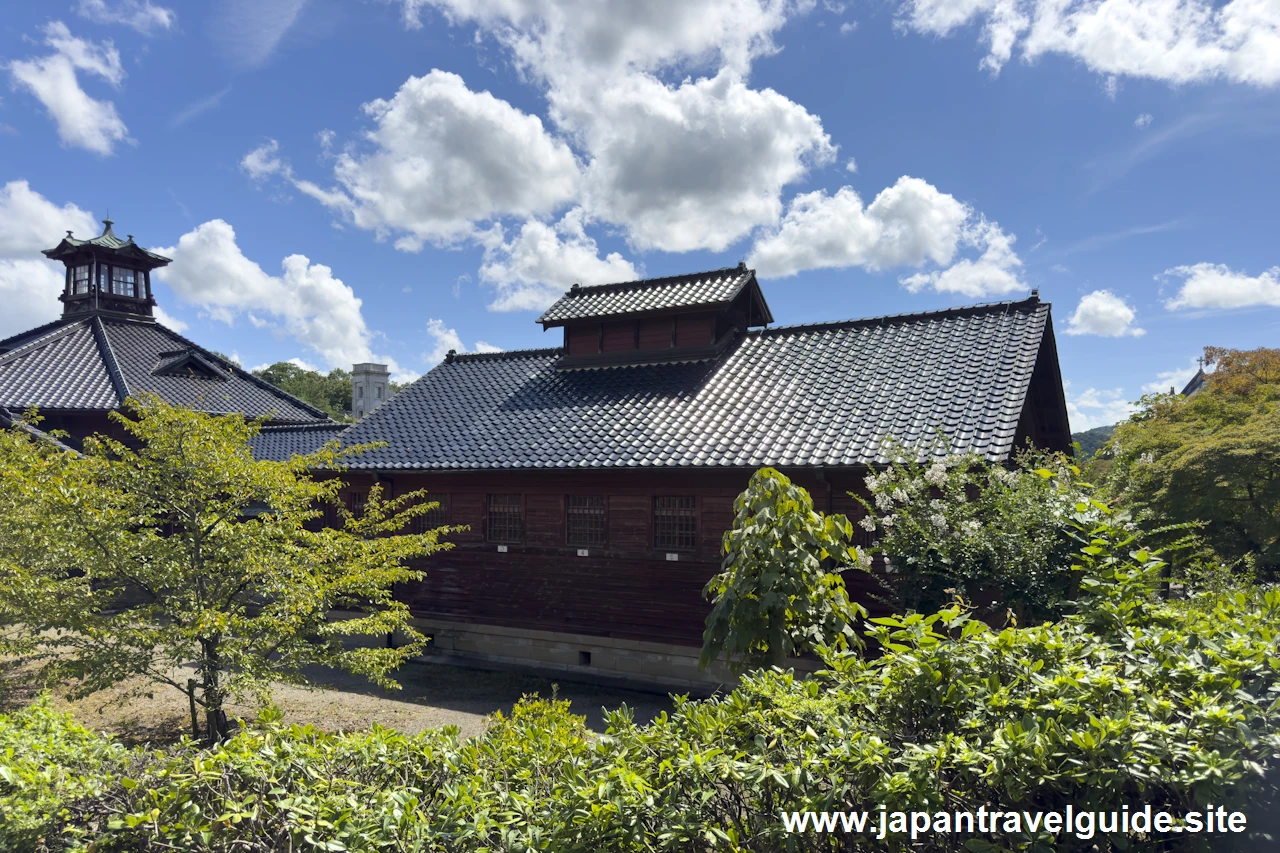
[351,362,390,419]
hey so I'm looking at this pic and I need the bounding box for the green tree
[1103,346,1280,576]
[856,447,1089,622]
[0,396,454,741]
[252,361,355,421]
[700,467,869,671]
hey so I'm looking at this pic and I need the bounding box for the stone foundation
[406,619,742,696]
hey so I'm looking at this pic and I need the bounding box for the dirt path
[3,657,678,744]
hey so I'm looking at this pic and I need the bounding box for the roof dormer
[537,264,773,370]
[42,219,172,322]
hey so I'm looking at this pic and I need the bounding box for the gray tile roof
[536,266,756,325]
[342,296,1054,471]
[251,423,348,461]
[0,314,333,425]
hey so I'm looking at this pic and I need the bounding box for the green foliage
[700,468,870,671]
[0,396,456,741]
[857,448,1090,621]
[252,362,356,421]
[5,509,1280,851]
[1102,346,1280,577]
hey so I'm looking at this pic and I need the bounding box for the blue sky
[2,0,1278,430]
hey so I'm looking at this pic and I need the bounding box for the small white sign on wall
[577,549,589,557]
[665,553,679,561]
[497,545,508,553]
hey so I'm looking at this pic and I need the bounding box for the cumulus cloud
[7,22,131,155]
[0,181,99,338]
[279,1,832,262]
[295,70,580,250]
[393,0,797,78]
[1134,112,1153,128]
[1065,289,1145,337]
[1066,385,1137,431]
[76,0,176,34]
[424,318,503,365]
[748,177,1025,297]
[1161,262,1280,310]
[154,219,401,374]
[152,305,188,332]
[895,0,1280,87]
[479,208,639,312]
[567,69,835,252]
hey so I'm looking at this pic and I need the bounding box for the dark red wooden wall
[338,468,880,648]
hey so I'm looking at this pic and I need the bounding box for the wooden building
[0,220,339,445]
[252,266,1072,691]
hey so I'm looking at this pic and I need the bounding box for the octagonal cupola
[42,219,172,321]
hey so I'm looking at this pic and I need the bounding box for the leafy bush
[4,508,1280,852]
[701,467,871,670]
[856,448,1089,622]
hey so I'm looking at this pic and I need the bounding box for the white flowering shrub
[856,448,1090,622]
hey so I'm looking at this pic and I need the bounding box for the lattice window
[565,495,606,547]
[349,491,367,517]
[654,496,697,550]
[487,494,522,542]
[110,267,136,297]
[72,265,90,295]
[413,495,450,534]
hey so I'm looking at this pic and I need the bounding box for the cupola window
[110,267,137,297]
[72,265,91,295]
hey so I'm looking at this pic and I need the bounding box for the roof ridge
[116,317,336,423]
[449,347,562,363]
[0,318,89,367]
[756,294,1045,336]
[91,316,131,404]
[568,265,748,294]
[258,422,349,432]
[0,317,80,358]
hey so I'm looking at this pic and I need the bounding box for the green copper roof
[43,219,172,265]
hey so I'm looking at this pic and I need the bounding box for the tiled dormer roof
[536,265,769,326]
[341,295,1062,471]
[0,314,333,425]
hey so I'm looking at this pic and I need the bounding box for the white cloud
[240,139,289,181]
[563,69,835,252]
[1141,357,1200,395]
[1066,385,1137,431]
[748,176,1026,297]
[77,0,176,34]
[7,22,130,155]
[1065,289,1145,337]
[0,180,99,259]
[845,157,858,173]
[300,70,581,250]
[154,219,401,374]
[0,181,99,338]
[840,21,858,34]
[394,0,798,79]
[1161,263,1280,310]
[210,0,309,69]
[1134,112,1153,128]
[424,318,502,365]
[895,0,1280,87]
[311,1,833,256]
[152,305,188,332]
[0,261,70,341]
[478,208,639,312]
